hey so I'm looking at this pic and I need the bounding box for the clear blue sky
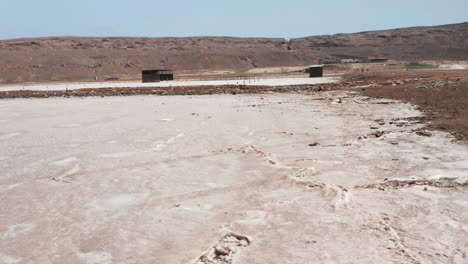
[2,0,467,40]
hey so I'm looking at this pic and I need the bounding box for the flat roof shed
[142,70,174,83]
[308,65,323,78]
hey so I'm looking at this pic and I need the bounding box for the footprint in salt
[49,157,80,182]
[0,255,22,264]
[0,132,23,140]
[58,123,81,128]
[1,223,35,239]
[98,152,135,158]
[150,132,185,152]
[0,183,22,191]
[63,164,80,177]
[52,157,78,167]
[76,250,112,264]
[89,193,149,212]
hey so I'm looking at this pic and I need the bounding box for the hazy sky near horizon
[2,0,467,40]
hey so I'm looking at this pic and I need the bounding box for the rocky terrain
[343,70,468,143]
[0,22,467,84]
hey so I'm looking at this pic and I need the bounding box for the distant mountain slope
[0,22,467,83]
[290,22,468,62]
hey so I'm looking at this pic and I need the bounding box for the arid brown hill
[290,22,468,63]
[0,22,467,84]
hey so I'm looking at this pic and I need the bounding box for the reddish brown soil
[341,70,468,142]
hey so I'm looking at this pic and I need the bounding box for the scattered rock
[371,131,385,138]
[356,177,468,190]
[416,130,432,137]
[195,232,251,264]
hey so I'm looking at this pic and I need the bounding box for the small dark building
[142,70,174,83]
[367,57,388,63]
[308,65,323,78]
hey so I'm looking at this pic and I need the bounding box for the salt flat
[0,77,338,92]
[0,91,467,263]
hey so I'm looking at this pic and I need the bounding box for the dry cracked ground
[0,91,467,263]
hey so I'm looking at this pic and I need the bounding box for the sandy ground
[0,77,338,92]
[0,92,467,264]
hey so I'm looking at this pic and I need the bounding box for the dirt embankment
[339,70,468,142]
[0,22,467,84]
[0,84,330,99]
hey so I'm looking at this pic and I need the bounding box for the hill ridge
[0,22,467,83]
